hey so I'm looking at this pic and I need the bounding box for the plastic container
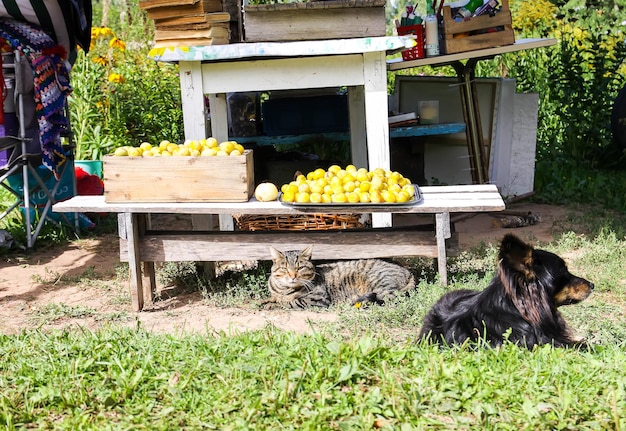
[75,160,103,178]
[398,24,425,60]
[424,3,440,57]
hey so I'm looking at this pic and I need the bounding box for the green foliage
[399,0,626,209]
[104,52,184,148]
[69,21,184,159]
[534,157,626,211]
[0,326,624,429]
[2,219,625,428]
[474,1,626,169]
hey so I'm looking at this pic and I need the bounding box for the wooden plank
[53,185,505,215]
[435,212,450,285]
[154,38,229,48]
[155,18,231,30]
[199,55,367,94]
[387,38,558,71]
[232,123,466,146]
[243,7,385,42]
[144,0,223,17]
[441,0,515,55]
[156,26,230,40]
[122,213,144,312]
[103,151,254,203]
[118,228,441,262]
[244,0,386,12]
[140,0,197,9]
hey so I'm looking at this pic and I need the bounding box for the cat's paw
[259,299,282,310]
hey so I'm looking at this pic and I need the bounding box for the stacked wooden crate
[440,0,515,54]
[242,0,387,42]
[139,0,231,47]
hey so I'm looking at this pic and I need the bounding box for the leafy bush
[69,24,183,160]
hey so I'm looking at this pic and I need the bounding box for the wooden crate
[441,0,515,55]
[103,151,254,203]
[243,0,386,42]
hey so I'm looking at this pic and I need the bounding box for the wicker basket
[234,214,365,231]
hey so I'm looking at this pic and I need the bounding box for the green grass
[0,221,625,429]
[0,328,624,430]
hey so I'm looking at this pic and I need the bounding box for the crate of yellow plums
[103,138,254,203]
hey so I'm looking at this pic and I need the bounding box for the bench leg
[435,212,451,286]
[136,214,157,305]
[120,212,145,311]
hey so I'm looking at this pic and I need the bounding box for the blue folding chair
[0,50,82,248]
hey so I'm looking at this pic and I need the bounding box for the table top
[54,184,505,215]
[149,36,417,63]
[387,38,558,71]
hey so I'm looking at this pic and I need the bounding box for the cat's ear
[301,245,313,260]
[269,246,283,261]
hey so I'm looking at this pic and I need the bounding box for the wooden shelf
[232,123,466,146]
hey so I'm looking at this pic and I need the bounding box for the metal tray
[279,185,423,207]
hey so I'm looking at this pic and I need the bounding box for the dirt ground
[0,202,580,336]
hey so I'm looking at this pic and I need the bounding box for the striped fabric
[0,17,72,176]
[0,0,92,60]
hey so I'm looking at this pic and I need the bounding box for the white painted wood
[179,61,208,140]
[362,51,392,228]
[387,38,558,71]
[508,93,539,197]
[54,185,505,215]
[435,212,450,285]
[200,55,366,93]
[489,78,515,192]
[347,86,367,168]
[123,212,144,312]
[138,215,156,305]
[150,36,415,63]
[208,93,228,142]
[56,185,504,310]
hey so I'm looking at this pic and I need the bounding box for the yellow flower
[109,37,126,51]
[92,55,108,66]
[92,27,113,38]
[510,0,557,33]
[108,73,125,84]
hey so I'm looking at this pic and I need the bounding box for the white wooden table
[54,184,505,311]
[388,38,558,184]
[149,36,415,228]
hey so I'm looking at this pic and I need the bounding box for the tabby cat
[263,245,415,309]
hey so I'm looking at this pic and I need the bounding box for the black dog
[419,234,594,348]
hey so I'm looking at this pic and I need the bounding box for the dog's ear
[499,234,534,277]
[498,234,551,324]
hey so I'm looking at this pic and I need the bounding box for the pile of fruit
[280,164,415,204]
[111,138,245,157]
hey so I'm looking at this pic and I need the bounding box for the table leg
[179,61,209,140]
[435,212,451,286]
[137,214,156,305]
[347,86,367,168]
[208,93,229,143]
[121,212,144,311]
[363,51,392,228]
[451,59,488,184]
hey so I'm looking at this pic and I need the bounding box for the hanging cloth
[0,0,93,63]
[0,17,71,177]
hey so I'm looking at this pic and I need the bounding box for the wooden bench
[53,184,505,311]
